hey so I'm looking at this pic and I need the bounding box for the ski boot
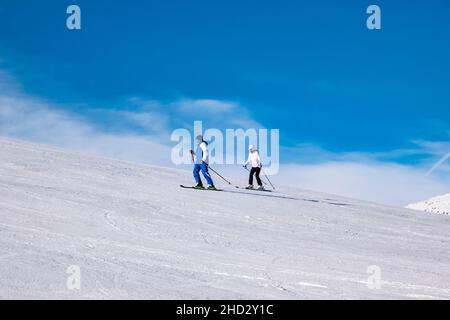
[207,185,217,190]
[257,185,265,191]
[194,183,205,189]
[245,185,254,189]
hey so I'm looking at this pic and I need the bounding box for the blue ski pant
[193,163,214,186]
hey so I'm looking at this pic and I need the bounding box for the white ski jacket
[194,141,209,164]
[245,150,262,168]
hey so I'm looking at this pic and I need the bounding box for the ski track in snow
[104,211,121,231]
[298,282,328,289]
[0,136,449,299]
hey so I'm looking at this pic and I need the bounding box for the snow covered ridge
[407,194,450,216]
[0,136,450,299]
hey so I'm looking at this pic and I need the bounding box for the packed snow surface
[0,137,449,299]
[407,194,450,216]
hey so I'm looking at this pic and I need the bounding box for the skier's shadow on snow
[326,202,350,206]
[181,186,350,206]
[221,189,307,202]
[223,189,351,206]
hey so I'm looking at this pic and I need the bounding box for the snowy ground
[407,194,450,216]
[0,136,449,299]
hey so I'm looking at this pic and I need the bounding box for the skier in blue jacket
[190,135,216,190]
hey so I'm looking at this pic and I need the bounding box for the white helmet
[249,145,255,151]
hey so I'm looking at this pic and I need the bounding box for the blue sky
[0,0,449,204]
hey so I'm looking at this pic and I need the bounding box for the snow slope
[407,194,450,216]
[0,136,449,299]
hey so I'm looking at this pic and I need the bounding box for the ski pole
[262,169,276,190]
[206,164,236,187]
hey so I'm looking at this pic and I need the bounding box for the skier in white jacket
[243,145,263,190]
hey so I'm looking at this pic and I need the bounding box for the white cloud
[170,98,262,129]
[277,143,450,206]
[177,99,236,112]
[0,94,173,165]
[0,71,174,165]
[276,161,450,206]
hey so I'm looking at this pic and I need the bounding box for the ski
[237,186,272,192]
[180,185,223,191]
